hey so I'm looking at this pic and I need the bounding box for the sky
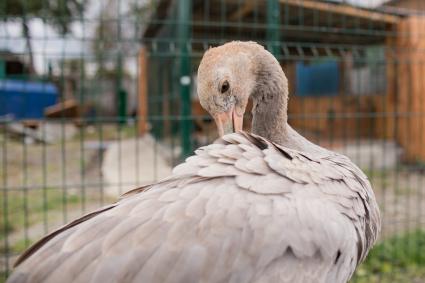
[0,0,391,75]
[333,0,390,7]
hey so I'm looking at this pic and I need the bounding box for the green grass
[8,238,35,255]
[0,187,108,255]
[0,187,114,282]
[1,188,80,237]
[352,230,425,282]
[362,168,389,179]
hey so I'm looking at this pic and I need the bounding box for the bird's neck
[250,50,325,155]
[250,51,289,145]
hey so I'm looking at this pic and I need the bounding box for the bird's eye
[220,81,230,93]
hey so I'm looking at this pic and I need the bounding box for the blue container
[296,60,339,97]
[0,79,59,119]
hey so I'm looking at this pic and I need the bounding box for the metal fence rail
[1,0,425,282]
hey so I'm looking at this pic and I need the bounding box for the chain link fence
[1,0,425,282]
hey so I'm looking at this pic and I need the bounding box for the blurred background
[1,0,425,282]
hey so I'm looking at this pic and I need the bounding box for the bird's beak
[213,107,243,136]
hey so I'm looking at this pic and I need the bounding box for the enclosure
[1,0,425,282]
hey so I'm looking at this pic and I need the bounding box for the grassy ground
[1,187,77,238]
[352,230,425,282]
[0,187,115,282]
[0,187,112,255]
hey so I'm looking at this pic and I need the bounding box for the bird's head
[197,41,260,136]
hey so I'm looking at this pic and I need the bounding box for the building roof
[378,0,425,16]
[142,0,401,47]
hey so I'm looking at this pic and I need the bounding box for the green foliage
[2,0,86,35]
[2,0,87,72]
[0,187,81,240]
[352,230,425,282]
[91,0,151,79]
[367,230,425,269]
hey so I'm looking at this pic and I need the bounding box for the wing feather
[8,132,380,283]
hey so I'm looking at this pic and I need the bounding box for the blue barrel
[0,79,59,119]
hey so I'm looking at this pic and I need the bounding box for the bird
[8,41,380,283]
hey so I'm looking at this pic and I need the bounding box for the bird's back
[8,132,380,283]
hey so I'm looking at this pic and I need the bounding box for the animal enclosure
[1,0,425,282]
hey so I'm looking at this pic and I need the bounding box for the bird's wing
[172,132,380,281]
[9,132,380,283]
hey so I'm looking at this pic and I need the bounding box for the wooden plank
[44,99,79,118]
[279,0,401,24]
[288,95,385,139]
[390,16,425,162]
[138,46,149,136]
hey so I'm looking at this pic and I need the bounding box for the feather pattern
[8,132,380,283]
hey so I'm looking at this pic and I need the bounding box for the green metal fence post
[178,0,192,158]
[267,0,280,57]
[118,88,127,124]
[116,0,126,125]
[0,60,5,79]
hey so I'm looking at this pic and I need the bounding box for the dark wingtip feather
[120,184,152,199]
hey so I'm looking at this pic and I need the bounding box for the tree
[91,0,152,79]
[91,0,117,79]
[3,0,86,73]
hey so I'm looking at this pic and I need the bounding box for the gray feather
[8,132,380,283]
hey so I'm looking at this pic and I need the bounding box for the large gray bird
[8,41,380,283]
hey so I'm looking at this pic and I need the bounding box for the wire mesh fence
[1,0,425,282]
